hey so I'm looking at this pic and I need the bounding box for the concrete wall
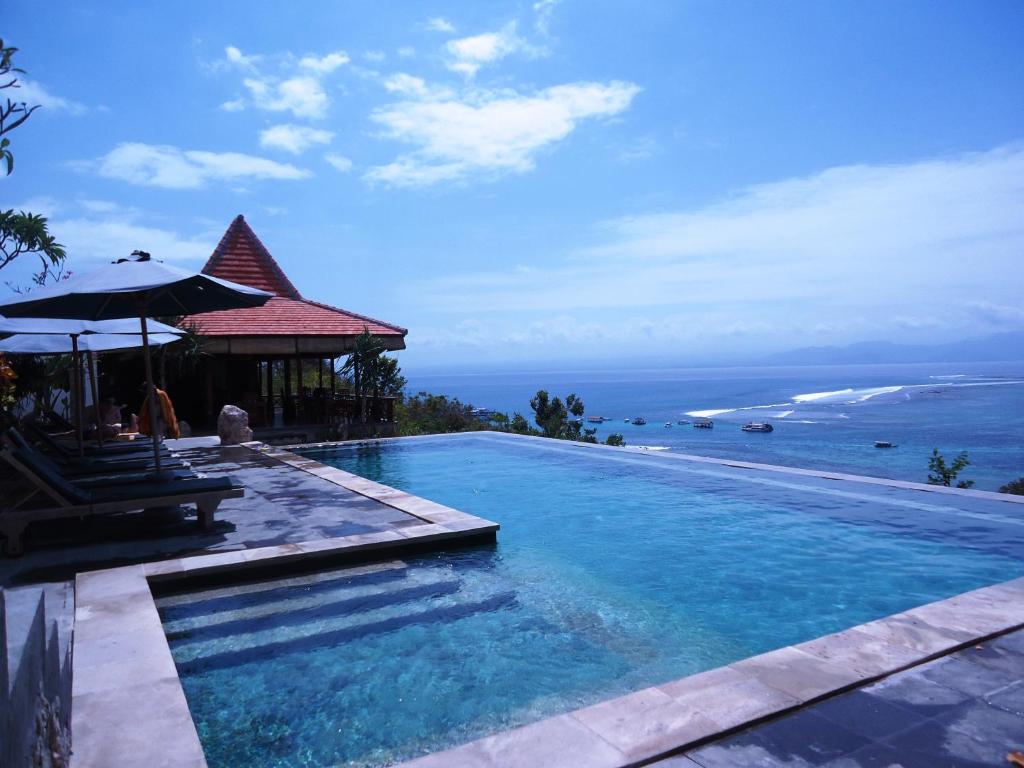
[1,587,73,768]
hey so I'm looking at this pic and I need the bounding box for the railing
[241,392,396,428]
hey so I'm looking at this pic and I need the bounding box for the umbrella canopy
[0,256,272,320]
[0,332,182,355]
[0,316,184,336]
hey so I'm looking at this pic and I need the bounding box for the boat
[677,419,690,425]
[693,419,713,429]
[624,418,631,424]
[587,416,609,424]
[874,441,897,448]
[741,422,774,433]
[632,417,647,425]
[664,422,672,428]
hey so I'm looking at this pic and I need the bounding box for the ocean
[405,362,1024,492]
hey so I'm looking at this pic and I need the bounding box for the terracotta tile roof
[188,215,406,339]
[188,296,406,337]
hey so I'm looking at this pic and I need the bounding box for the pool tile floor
[661,628,1024,767]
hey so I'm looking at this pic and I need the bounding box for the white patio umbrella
[0,252,272,471]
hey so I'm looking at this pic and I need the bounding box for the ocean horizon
[406,360,1024,492]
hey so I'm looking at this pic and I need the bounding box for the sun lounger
[0,448,244,556]
[2,440,195,490]
[4,428,190,475]
[25,420,169,458]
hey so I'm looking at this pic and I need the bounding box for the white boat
[874,440,897,448]
[664,422,672,428]
[741,422,774,433]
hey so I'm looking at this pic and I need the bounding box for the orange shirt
[137,388,180,439]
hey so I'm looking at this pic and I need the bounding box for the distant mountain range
[759,331,1024,366]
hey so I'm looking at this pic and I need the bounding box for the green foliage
[529,390,588,440]
[1,39,40,175]
[0,41,68,287]
[396,391,491,436]
[927,449,974,489]
[508,412,536,435]
[604,433,625,447]
[999,477,1024,496]
[339,328,405,422]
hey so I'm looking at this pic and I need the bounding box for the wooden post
[139,313,163,474]
[71,335,84,457]
[87,351,104,447]
[283,358,292,424]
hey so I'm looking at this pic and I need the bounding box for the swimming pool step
[156,559,410,621]
[163,575,464,642]
[170,582,518,673]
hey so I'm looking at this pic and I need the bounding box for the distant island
[758,331,1024,367]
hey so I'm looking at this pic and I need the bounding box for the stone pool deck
[659,628,1024,767]
[0,441,426,587]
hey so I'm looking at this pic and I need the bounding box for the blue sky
[4,0,1023,370]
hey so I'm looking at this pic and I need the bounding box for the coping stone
[729,646,862,702]
[570,686,720,761]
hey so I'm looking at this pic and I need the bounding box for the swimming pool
[161,434,1024,767]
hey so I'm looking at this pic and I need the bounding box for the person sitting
[84,397,123,439]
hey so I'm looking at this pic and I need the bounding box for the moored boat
[874,440,897,448]
[632,417,647,425]
[741,422,774,433]
[693,419,713,429]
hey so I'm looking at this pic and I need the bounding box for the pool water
[162,434,1024,767]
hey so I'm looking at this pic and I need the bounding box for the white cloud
[364,50,387,63]
[382,73,454,100]
[223,45,260,71]
[13,79,87,114]
[325,153,354,172]
[445,22,528,77]
[401,145,1024,353]
[397,46,416,58]
[299,50,350,74]
[533,0,562,35]
[243,75,328,119]
[366,80,641,186]
[219,98,246,112]
[91,143,311,189]
[425,17,456,33]
[259,124,334,154]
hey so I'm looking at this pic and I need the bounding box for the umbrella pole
[139,313,163,473]
[87,351,104,447]
[71,334,84,457]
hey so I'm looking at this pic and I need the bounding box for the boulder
[217,405,253,445]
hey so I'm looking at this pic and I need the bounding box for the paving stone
[919,655,1021,698]
[809,689,927,740]
[883,701,1024,767]
[686,736,818,767]
[741,711,870,764]
[955,641,1024,676]
[986,679,1024,716]
[821,741,931,768]
[993,630,1024,655]
[864,672,972,718]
